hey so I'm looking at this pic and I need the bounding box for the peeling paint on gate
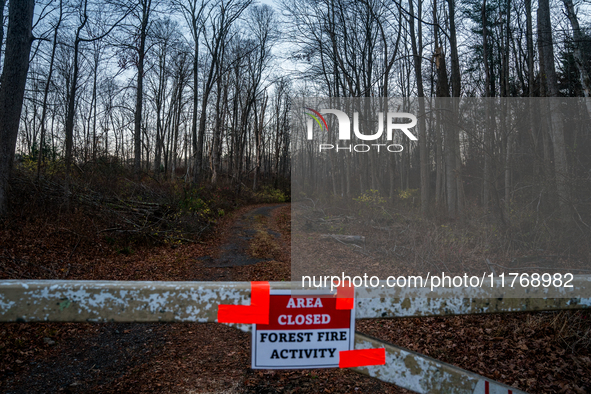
[3,279,589,393]
[354,294,591,319]
[354,276,591,318]
[0,280,273,323]
[351,333,527,394]
[0,280,590,322]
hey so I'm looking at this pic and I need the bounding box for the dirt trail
[1,204,302,393]
[199,206,283,268]
[1,204,401,393]
[2,323,169,393]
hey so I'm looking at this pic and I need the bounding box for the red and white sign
[251,290,355,369]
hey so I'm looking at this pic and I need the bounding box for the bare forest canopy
[0,0,589,229]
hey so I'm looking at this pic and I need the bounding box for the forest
[0,0,590,392]
[0,0,588,228]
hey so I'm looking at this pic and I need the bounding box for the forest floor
[1,203,590,393]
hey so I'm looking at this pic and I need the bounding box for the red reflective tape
[485,381,489,394]
[217,281,270,324]
[339,348,386,368]
[336,296,354,310]
[335,280,354,310]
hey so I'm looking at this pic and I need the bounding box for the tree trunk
[0,0,35,216]
[134,0,151,178]
[211,70,224,185]
[64,1,88,200]
[191,27,199,182]
[447,0,461,98]
[525,0,539,182]
[562,0,591,115]
[537,0,570,220]
[37,0,62,179]
[0,0,6,67]
[448,0,463,216]
[525,0,534,96]
[482,0,492,210]
[409,0,429,216]
[194,51,219,183]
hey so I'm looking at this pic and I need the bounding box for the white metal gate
[1,278,590,393]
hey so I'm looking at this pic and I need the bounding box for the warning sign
[251,290,355,369]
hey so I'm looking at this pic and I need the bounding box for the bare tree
[482,0,492,211]
[537,0,570,220]
[562,0,591,115]
[0,0,35,216]
[408,0,429,216]
[194,0,252,183]
[148,17,179,176]
[0,0,7,67]
[64,0,133,197]
[175,0,208,181]
[133,0,153,177]
[37,0,63,179]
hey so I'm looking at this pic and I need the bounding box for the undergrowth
[5,163,289,249]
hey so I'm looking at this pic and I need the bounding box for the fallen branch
[320,234,365,243]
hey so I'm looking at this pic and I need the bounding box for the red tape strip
[217,281,270,324]
[339,348,386,368]
[335,280,354,310]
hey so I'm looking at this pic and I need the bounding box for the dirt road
[1,204,400,393]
